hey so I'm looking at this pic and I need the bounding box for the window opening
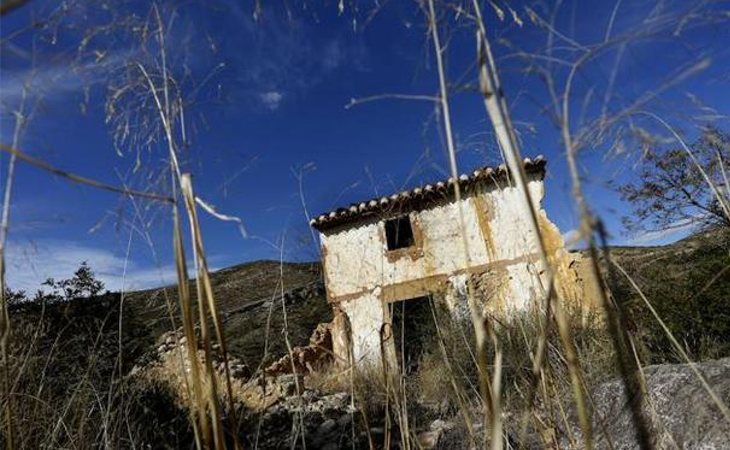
[385,215,414,250]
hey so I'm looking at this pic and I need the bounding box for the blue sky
[1,0,729,292]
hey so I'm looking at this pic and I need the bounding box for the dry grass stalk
[379,324,395,449]
[173,202,207,449]
[503,3,730,449]
[429,301,477,446]
[0,85,31,450]
[0,144,174,203]
[557,39,728,450]
[275,242,308,449]
[594,221,654,449]
[425,1,500,447]
[379,321,412,449]
[120,5,240,447]
[470,1,592,447]
[181,173,242,450]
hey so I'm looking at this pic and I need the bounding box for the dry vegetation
[5,229,727,448]
[1,0,729,449]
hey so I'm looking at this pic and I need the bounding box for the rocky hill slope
[124,260,331,369]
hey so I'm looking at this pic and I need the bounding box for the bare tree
[618,126,730,233]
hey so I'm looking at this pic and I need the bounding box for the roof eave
[310,156,546,232]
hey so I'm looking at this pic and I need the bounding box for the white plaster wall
[505,262,541,312]
[321,223,385,296]
[321,175,554,367]
[475,179,545,261]
[417,198,488,274]
[321,176,546,300]
[339,291,386,366]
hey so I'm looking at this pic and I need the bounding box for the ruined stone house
[310,156,584,369]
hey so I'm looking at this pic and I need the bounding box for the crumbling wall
[330,307,353,369]
[265,322,334,376]
[339,291,386,365]
[320,174,586,368]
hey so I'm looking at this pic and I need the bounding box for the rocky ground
[132,313,730,449]
[566,357,730,450]
[132,327,364,449]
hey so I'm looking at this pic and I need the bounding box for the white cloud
[259,90,284,110]
[5,239,185,293]
[624,217,699,246]
[1,50,131,110]
[224,3,366,108]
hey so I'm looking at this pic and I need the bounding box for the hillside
[10,228,728,373]
[6,260,330,393]
[123,260,330,368]
[601,227,730,362]
[606,227,726,273]
[5,229,728,448]
[10,227,728,369]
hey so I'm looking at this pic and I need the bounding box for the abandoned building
[310,156,585,369]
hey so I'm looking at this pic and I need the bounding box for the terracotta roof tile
[310,155,546,231]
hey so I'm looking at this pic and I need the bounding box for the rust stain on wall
[537,213,592,319]
[381,273,449,303]
[473,194,497,261]
[537,212,564,257]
